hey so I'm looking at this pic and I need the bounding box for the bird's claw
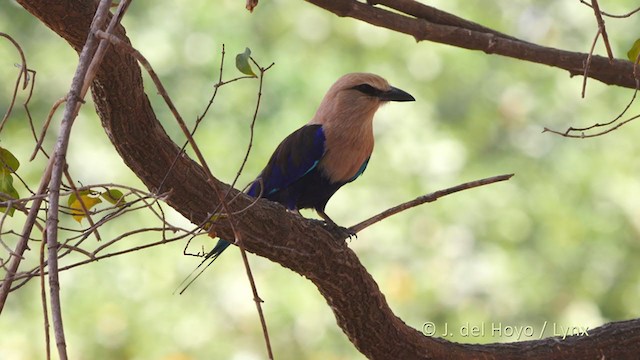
[323,222,357,241]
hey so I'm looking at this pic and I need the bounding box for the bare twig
[577,0,614,99]
[543,112,640,138]
[544,76,640,138]
[158,45,255,195]
[590,0,614,62]
[31,97,66,161]
[228,59,275,194]
[350,174,515,233]
[579,0,640,18]
[12,228,190,284]
[0,32,29,133]
[582,29,601,98]
[39,232,51,360]
[44,1,118,358]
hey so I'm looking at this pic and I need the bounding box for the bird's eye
[351,84,382,97]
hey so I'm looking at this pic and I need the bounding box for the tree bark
[14,0,640,358]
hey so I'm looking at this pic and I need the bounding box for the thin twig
[579,0,640,18]
[543,112,640,138]
[39,232,51,360]
[350,174,515,233]
[543,76,640,138]
[157,45,254,194]
[228,59,275,194]
[590,0,614,62]
[12,229,190,283]
[44,1,116,358]
[237,232,273,359]
[582,29,601,98]
[0,32,29,133]
[31,97,66,161]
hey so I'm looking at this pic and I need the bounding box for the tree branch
[13,0,640,358]
[350,174,514,233]
[44,1,115,358]
[307,0,638,89]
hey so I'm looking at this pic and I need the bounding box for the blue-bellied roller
[207,73,414,263]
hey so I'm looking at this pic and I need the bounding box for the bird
[204,73,413,268]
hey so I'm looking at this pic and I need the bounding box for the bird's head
[310,73,414,127]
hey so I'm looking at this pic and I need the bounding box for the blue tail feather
[205,238,231,262]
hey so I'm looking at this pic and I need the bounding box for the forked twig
[579,0,640,18]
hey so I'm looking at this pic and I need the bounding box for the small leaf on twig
[0,147,21,216]
[68,190,102,222]
[0,174,19,217]
[0,147,20,172]
[627,39,640,62]
[101,188,125,207]
[236,48,256,76]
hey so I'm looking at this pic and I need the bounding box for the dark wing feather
[247,125,325,205]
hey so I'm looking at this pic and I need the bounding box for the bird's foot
[322,221,357,241]
[315,210,357,241]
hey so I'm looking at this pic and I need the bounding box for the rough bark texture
[15,0,640,358]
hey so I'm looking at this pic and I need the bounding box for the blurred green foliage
[2,0,640,359]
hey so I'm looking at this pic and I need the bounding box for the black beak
[378,86,415,102]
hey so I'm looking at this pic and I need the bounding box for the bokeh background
[2,0,640,359]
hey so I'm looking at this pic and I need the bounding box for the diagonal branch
[307,0,638,89]
[351,174,514,233]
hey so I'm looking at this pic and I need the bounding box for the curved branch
[14,0,640,359]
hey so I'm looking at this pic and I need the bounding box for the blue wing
[247,125,325,207]
[192,125,325,276]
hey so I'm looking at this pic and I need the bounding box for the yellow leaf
[69,191,102,222]
[627,39,640,62]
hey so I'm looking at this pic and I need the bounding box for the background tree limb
[307,0,638,88]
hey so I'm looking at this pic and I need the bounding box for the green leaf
[0,172,19,217]
[627,39,640,62]
[0,148,20,216]
[235,47,256,76]
[0,147,20,172]
[68,190,102,223]
[101,188,125,207]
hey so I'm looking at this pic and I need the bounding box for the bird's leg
[287,208,303,216]
[316,209,357,240]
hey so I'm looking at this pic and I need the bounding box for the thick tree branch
[307,0,638,89]
[14,0,640,358]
